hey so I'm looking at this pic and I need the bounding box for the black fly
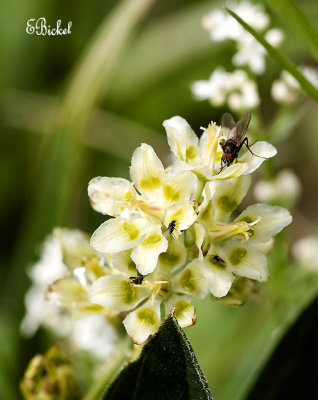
[219,112,266,170]
[168,220,176,235]
[129,271,144,285]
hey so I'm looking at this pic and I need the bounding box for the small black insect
[219,112,265,169]
[212,255,226,264]
[129,272,144,285]
[168,220,177,235]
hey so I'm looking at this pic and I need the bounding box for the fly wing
[221,112,236,138]
[228,112,251,143]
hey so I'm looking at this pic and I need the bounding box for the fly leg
[241,137,268,159]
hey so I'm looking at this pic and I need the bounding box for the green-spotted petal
[223,241,268,282]
[163,116,199,164]
[162,171,197,203]
[90,217,145,254]
[239,141,277,174]
[89,275,148,312]
[47,278,89,307]
[234,203,292,243]
[164,201,197,237]
[109,250,138,276]
[208,175,251,222]
[131,228,168,275]
[157,236,187,272]
[173,262,209,299]
[88,177,135,217]
[165,295,197,328]
[130,144,164,196]
[201,251,234,298]
[123,300,161,344]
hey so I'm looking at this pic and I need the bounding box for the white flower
[271,70,300,103]
[163,115,276,180]
[292,236,318,272]
[191,68,260,110]
[21,229,118,361]
[202,2,283,75]
[202,1,269,42]
[191,178,292,297]
[21,233,70,336]
[89,242,196,344]
[89,144,197,275]
[70,315,117,360]
[272,65,318,103]
[254,169,301,206]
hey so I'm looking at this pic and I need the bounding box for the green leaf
[246,295,318,399]
[104,313,212,400]
[225,7,318,103]
[265,0,318,63]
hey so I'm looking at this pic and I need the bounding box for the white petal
[88,177,135,217]
[194,223,206,260]
[108,250,138,276]
[123,300,160,344]
[239,141,277,174]
[164,201,197,237]
[162,171,197,203]
[90,217,145,253]
[173,261,209,299]
[165,295,197,328]
[163,116,199,164]
[157,236,187,272]
[199,247,235,297]
[47,278,88,307]
[89,275,148,312]
[234,203,292,242]
[208,267,234,298]
[205,175,251,222]
[131,227,168,275]
[54,228,95,271]
[129,144,164,195]
[212,162,248,180]
[223,240,268,282]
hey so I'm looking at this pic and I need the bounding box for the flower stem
[83,336,132,400]
[194,177,207,204]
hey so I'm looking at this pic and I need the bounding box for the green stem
[83,336,132,400]
[194,177,207,204]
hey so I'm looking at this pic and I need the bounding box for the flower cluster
[192,1,284,112]
[191,69,260,111]
[37,113,291,345]
[202,1,283,74]
[21,229,117,361]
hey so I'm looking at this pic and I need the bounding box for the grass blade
[225,7,318,103]
[265,0,318,63]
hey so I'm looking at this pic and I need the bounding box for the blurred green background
[1,0,318,399]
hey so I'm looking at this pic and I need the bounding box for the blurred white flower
[301,65,318,88]
[202,1,269,42]
[292,236,318,271]
[254,169,301,207]
[70,315,117,360]
[202,1,283,74]
[21,229,117,361]
[272,66,318,103]
[21,234,70,336]
[233,29,284,74]
[271,70,300,104]
[191,68,260,111]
